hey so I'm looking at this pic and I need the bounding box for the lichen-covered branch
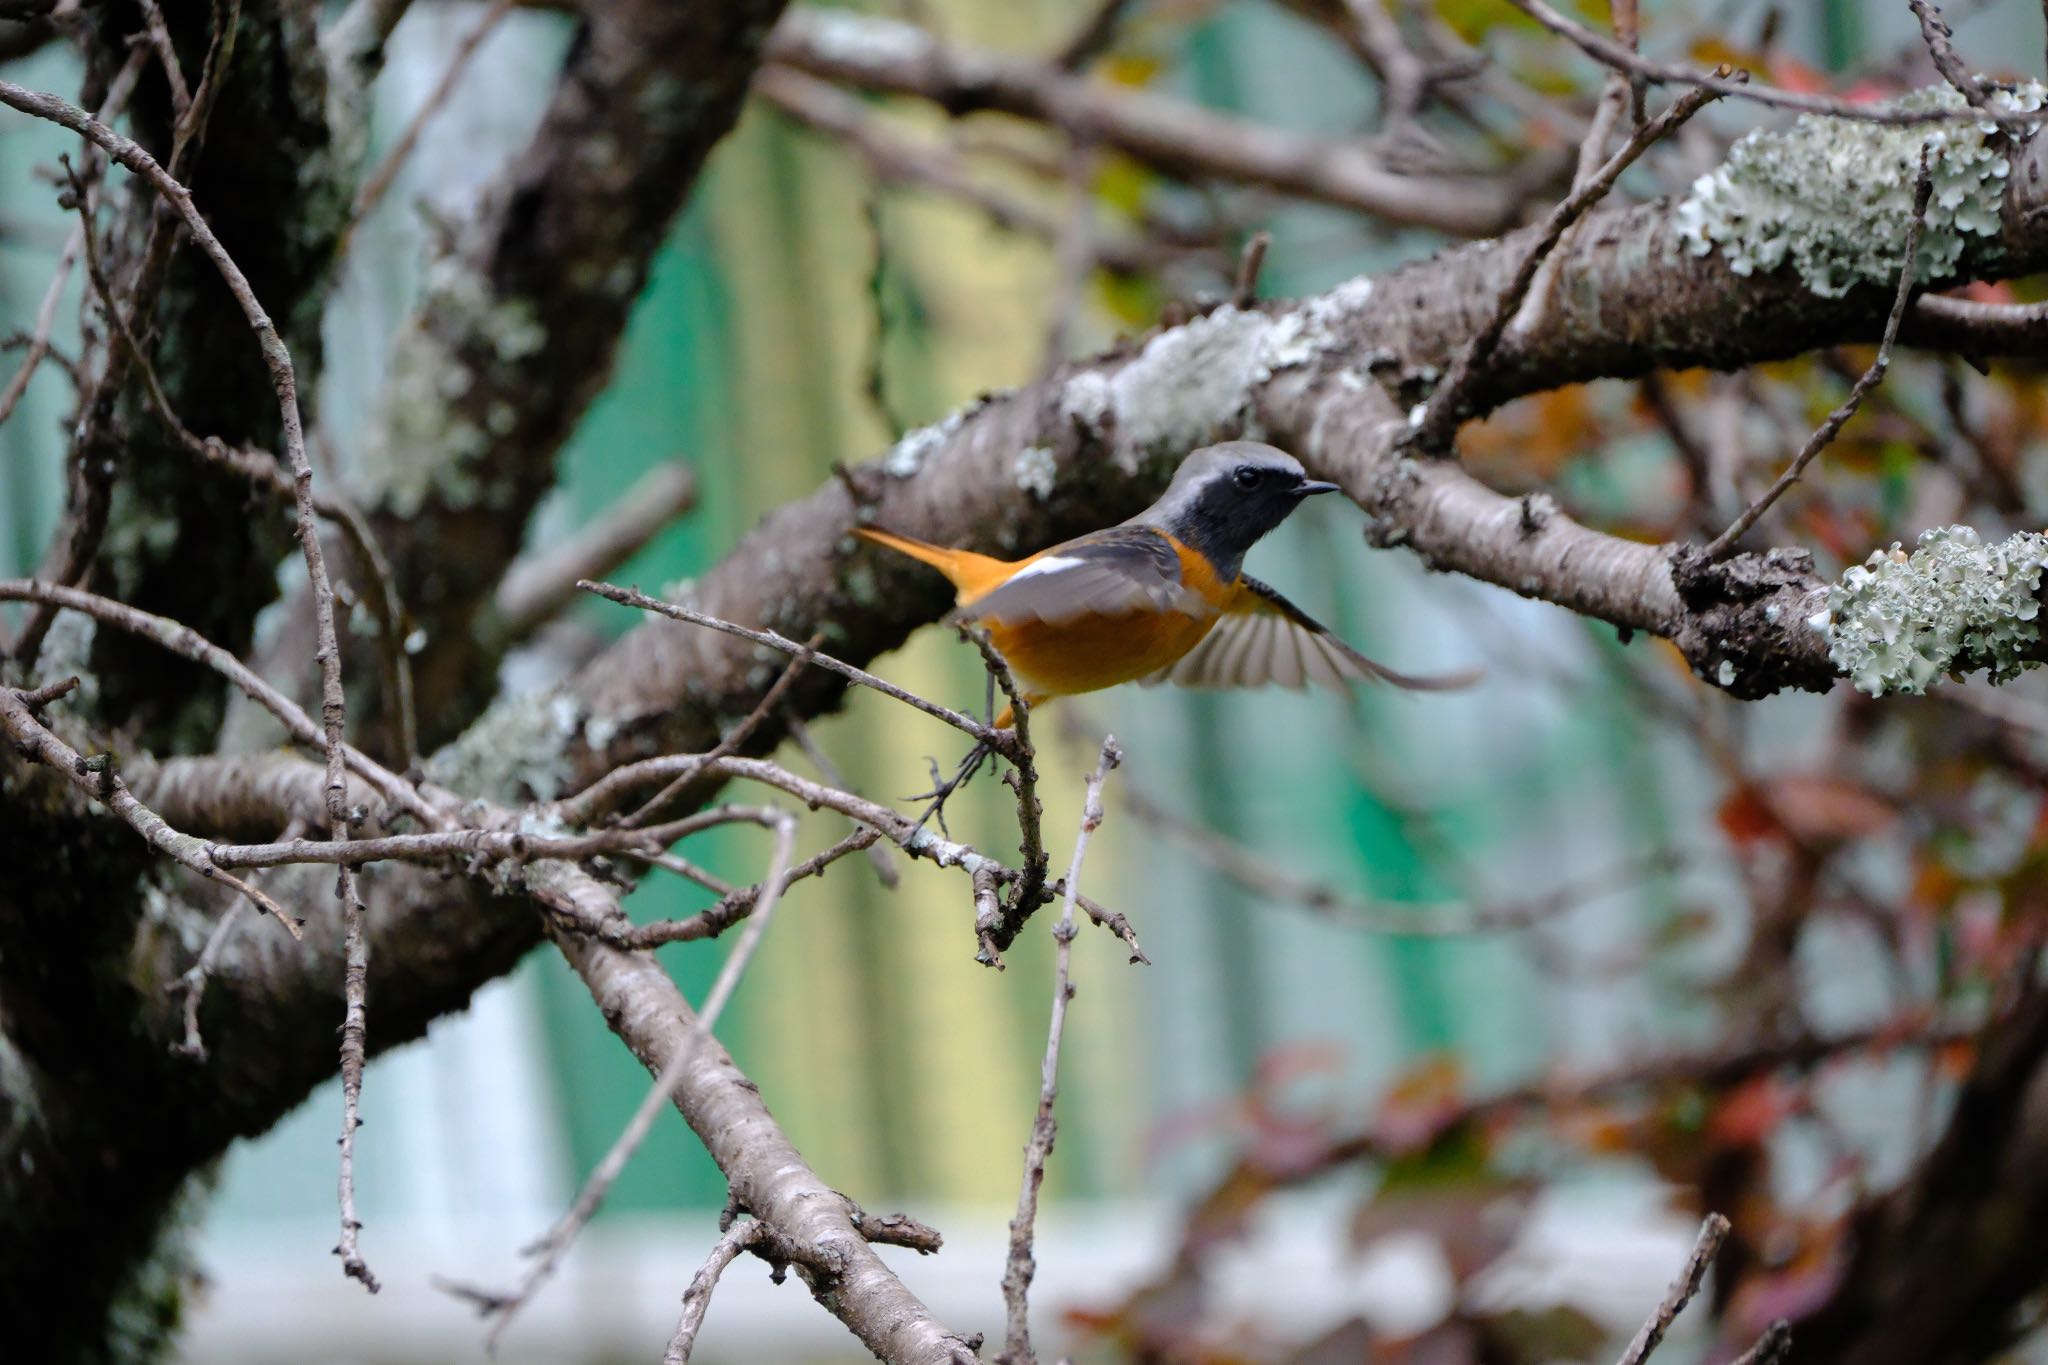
[567,79,2048,770]
[351,0,789,747]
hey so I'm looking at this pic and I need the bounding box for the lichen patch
[1677,81,2045,298]
[1821,525,2048,696]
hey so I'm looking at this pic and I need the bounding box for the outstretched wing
[961,527,1206,626]
[1146,575,1479,691]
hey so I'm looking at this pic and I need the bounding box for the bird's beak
[1296,479,1341,497]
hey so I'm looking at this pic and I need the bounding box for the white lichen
[1260,273,1374,371]
[1013,445,1058,499]
[882,411,964,478]
[1059,371,1114,431]
[1104,306,1274,470]
[1820,525,2048,696]
[1677,81,2045,298]
[426,689,584,803]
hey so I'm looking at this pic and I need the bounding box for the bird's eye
[1232,465,1261,490]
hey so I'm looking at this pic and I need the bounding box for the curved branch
[763,7,1547,237]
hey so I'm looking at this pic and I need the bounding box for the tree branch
[763,7,1545,237]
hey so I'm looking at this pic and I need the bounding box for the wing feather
[962,527,1203,626]
[1147,575,1481,693]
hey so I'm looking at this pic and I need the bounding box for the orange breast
[987,609,1220,698]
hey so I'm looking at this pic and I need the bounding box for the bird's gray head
[1129,441,1339,578]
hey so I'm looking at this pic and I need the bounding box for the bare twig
[335,862,377,1290]
[0,580,435,827]
[765,8,1533,236]
[1731,1322,1794,1365]
[168,819,308,1060]
[1409,79,1727,454]
[0,49,145,433]
[211,802,790,871]
[785,715,900,888]
[998,737,1120,1365]
[469,812,798,1351]
[348,0,514,230]
[959,627,1048,947]
[494,463,698,642]
[579,580,1018,758]
[0,77,353,834]
[620,634,821,828]
[136,0,192,123]
[1615,1213,1731,1365]
[663,1220,767,1364]
[61,156,420,765]
[607,827,882,948]
[1231,228,1272,310]
[0,689,302,938]
[758,68,1193,280]
[1501,0,2042,126]
[1908,0,1990,111]
[9,674,79,709]
[1052,0,1135,70]
[1704,158,1933,558]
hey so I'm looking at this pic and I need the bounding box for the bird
[853,440,1473,731]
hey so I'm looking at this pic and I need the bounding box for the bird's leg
[908,739,991,834]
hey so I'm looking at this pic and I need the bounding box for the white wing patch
[1002,555,1088,583]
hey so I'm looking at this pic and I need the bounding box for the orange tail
[853,526,1017,602]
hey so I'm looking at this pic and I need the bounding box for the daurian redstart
[856,441,1472,725]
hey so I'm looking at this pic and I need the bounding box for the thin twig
[168,819,308,1059]
[0,689,302,937]
[211,803,792,870]
[0,580,435,826]
[59,156,419,765]
[335,862,377,1290]
[606,828,882,948]
[785,714,901,888]
[1052,0,1135,69]
[997,737,1120,1365]
[579,580,1017,757]
[620,635,821,828]
[1704,156,1933,558]
[1731,1322,1794,1365]
[1501,0,2043,126]
[960,626,1048,950]
[663,1220,767,1364]
[136,0,191,122]
[0,48,145,432]
[348,0,513,231]
[1408,78,1728,454]
[1231,228,1272,309]
[471,812,798,1351]
[1615,1213,1731,1365]
[493,462,698,642]
[10,674,79,709]
[1908,0,1990,111]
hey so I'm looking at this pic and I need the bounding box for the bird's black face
[1168,450,1337,580]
